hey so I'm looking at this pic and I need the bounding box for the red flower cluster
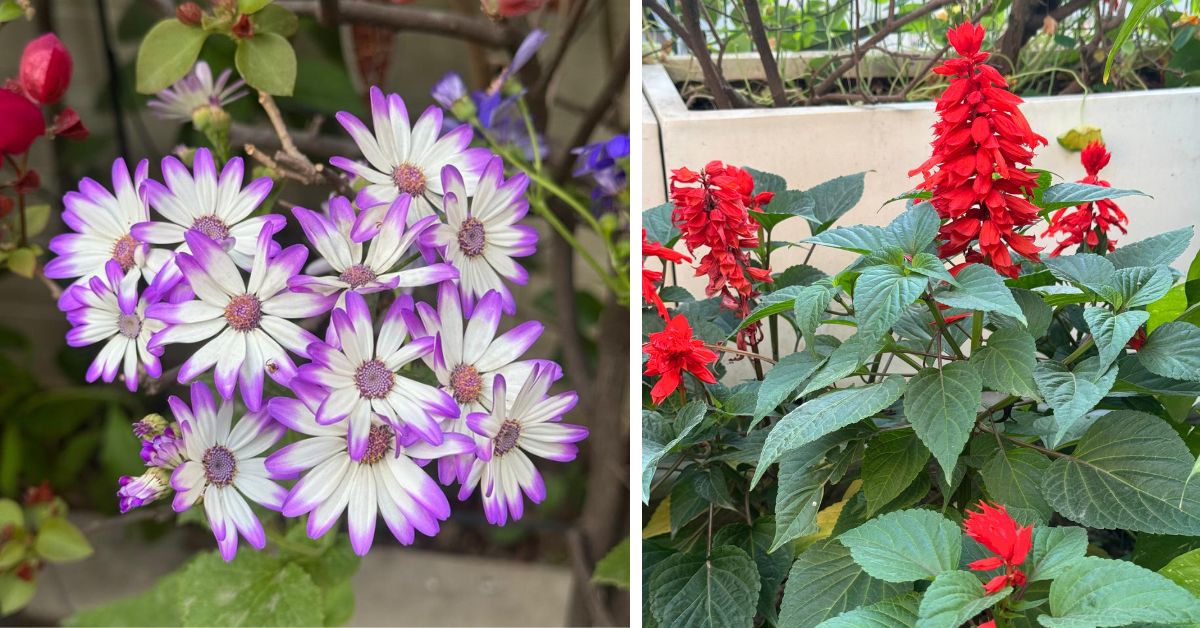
[642,229,692,319]
[669,161,773,347]
[1043,141,1128,256]
[909,22,1047,278]
[642,315,717,405]
[1,33,86,156]
[965,501,1032,594]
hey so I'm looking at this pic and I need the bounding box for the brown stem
[704,343,777,364]
[644,0,746,109]
[742,0,787,106]
[247,91,355,198]
[276,0,519,48]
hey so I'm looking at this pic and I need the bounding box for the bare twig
[704,343,778,364]
[644,0,748,109]
[276,0,519,48]
[566,527,616,626]
[742,0,787,106]
[247,91,355,198]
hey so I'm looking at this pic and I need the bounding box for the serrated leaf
[1044,253,1117,297]
[773,436,858,552]
[752,351,825,425]
[1034,357,1117,439]
[648,546,760,628]
[1042,411,1200,535]
[745,166,786,193]
[885,202,940,255]
[1138,321,1200,382]
[839,509,962,582]
[1083,307,1149,370]
[34,517,92,562]
[793,282,836,352]
[970,327,1040,399]
[1028,526,1088,582]
[1160,548,1200,596]
[736,285,807,332]
[713,517,792,622]
[909,252,957,286]
[644,203,679,248]
[981,445,1054,523]
[918,570,1010,628]
[904,362,982,483]
[1041,556,1200,627]
[862,430,930,515]
[815,592,921,627]
[779,539,909,626]
[642,401,708,503]
[180,550,324,626]
[235,33,297,96]
[855,265,928,338]
[1113,265,1174,307]
[800,332,885,396]
[807,225,890,254]
[136,19,208,93]
[753,376,905,487]
[1039,182,1148,212]
[1147,283,1188,332]
[804,172,866,232]
[1106,225,1194,270]
[936,264,1026,324]
[1115,353,1200,396]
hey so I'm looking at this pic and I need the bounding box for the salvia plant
[641,21,1200,628]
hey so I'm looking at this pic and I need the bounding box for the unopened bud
[177,2,203,26]
[132,413,167,440]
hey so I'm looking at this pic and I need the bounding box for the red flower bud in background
[0,89,45,155]
[0,195,12,219]
[231,13,254,38]
[19,33,73,105]
[14,169,40,195]
[177,2,204,26]
[51,107,89,141]
[481,0,546,19]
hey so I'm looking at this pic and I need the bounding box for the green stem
[924,297,968,360]
[527,195,625,295]
[970,310,984,353]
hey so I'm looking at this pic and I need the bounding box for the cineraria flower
[296,291,458,459]
[140,425,185,468]
[147,61,247,122]
[132,413,168,440]
[146,227,335,411]
[642,314,718,405]
[641,229,691,319]
[330,86,492,237]
[572,134,629,213]
[266,383,475,555]
[117,468,170,514]
[60,260,164,392]
[1043,141,1128,256]
[964,501,1032,594]
[407,282,559,484]
[429,160,537,315]
[288,195,458,306]
[908,22,1047,278]
[45,158,171,307]
[168,382,288,561]
[136,148,283,290]
[461,367,586,525]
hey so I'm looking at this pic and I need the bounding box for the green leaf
[814,592,920,628]
[904,362,982,483]
[238,0,273,13]
[803,172,866,233]
[1028,525,1088,582]
[779,539,909,627]
[643,203,679,248]
[713,517,793,623]
[862,430,930,516]
[34,517,92,562]
[136,19,208,93]
[839,509,962,583]
[1138,321,1200,382]
[22,204,50,238]
[235,33,296,96]
[1041,410,1200,535]
[0,572,36,616]
[180,550,324,626]
[745,166,786,194]
[773,434,858,551]
[799,332,884,396]
[935,264,1026,324]
[1113,265,1174,307]
[753,376,906,487]
[251,4,298,36]
[0,499,20,528]
[970,327,1040,399]
[1034,357,1117,440]
[736,285,808,332]
[1039,182,1148,212]
[0,1,23,22]
[751,351,824,425]
[885,203,940,255]
[807,225,889,254]
[648,546,760,628]
[908,252,957,286]
[1044,253,1116,296]
[981,445,1054,523]
[917,570,1010,628]
[1148,284,1188,332]
[1056,124,1104,151]
[1107,225,1194,270]
[1083,307,1150,370]
[592,537,630,588]
[855,265,928,338]
[793,282,836,352]
[1104,0,1171,82]
[642,401,707,503]
[6,248,36,279]
[1041,556,1200,626]
[1160,548,1200,596]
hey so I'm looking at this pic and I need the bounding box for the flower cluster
[642,315,718,405]
[641,229,691,319]
[1,33,88,157]
[908,22,1047,278]
[48,74,586,559]
[668,161,772,348]
[1043,141,1129,256]
[572,134,630,214]
[964,501,1032,594]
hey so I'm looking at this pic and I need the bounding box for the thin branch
[644,0,747,109]
[704,343,777,364]
[276,0,518,48]
[246,91,355,198]
[742,0,787,106]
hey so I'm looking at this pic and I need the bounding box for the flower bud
[0,89,44,155]
[117,468,170,514]
[177,2,203,26]
[132,413,168,440]
[231,13,253,38]
[50,107,88,141]
[19,33,72,105]
[140,426,185,469]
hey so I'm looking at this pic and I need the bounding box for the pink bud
[19,33,73,105]
[0,89,45,155]
[480,0,546,19]
[51,107,89,141]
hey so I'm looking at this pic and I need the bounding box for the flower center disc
[494,420,521,457]
[362,424,394,465]
[117,313,142,339]
[224,293,262,332]
[457,217,486,257]
[355,359,394,400]
[191,214,231,241]
[449,363,483,404]
[391,163,426,196]
[339,264,377,289]
[202,445,237,487]
[111,234,139,272]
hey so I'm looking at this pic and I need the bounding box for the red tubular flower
[642,315,718,405]
[1043,141,1128,256]
[965,501,1032,594]
[0,89,45,155]
[909,22,1047,278]
[19,33,72,105]
[642,229,692,319]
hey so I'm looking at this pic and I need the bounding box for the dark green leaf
[904,362,983,483]
[779,539,909,627]
[648,546,760,628]
[235,33,297,96]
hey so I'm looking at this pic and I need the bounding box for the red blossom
[1043,141,1128,256]
[481,0,546,18]
[642,229,692,319]
[19,33,72,105]
[50,107,89,141]
[965,501,1032,594]
[642,315,718,405]
[909,22,1047,278]
[0,88,44,156]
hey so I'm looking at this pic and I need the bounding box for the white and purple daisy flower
[461,366,586,525]
[266,383,474,555]
[45,158,172,307]
[407,282,559,484]
[147,61,248,122]
[288,195,457,306]
[146,227,335,411]
[168,382,288,561]
[330,86,492,238]
[60,260,164,392]
[117,468,170,513]
[429,159,537,315]
[296,291,458,459]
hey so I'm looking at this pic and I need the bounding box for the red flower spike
[19,33,73,105]
[910,22,1047,278]
[0,89,45,156]
[642,315,718,405]
[1043,141,1128,256]
[964,501,1032,595]
[642,229,692,320]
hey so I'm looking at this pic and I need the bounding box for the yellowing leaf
[643,496,671,539]
[795,480,860,553]
[1057,125,1104,151]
